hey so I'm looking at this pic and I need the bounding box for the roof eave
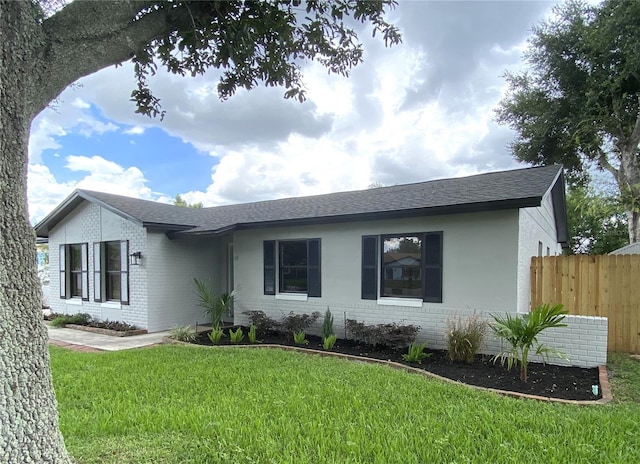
[169,196,543,239]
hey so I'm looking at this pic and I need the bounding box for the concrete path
[47,325,170,352]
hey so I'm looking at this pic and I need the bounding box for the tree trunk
[618,146,640,244]
[0,2,72,462]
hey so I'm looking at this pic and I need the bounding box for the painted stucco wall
[516,190,564,313]
[144,232,223,332]
[48,202,148,328]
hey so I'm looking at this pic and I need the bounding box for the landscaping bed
[44,312,146,337]
[190,330,601,401]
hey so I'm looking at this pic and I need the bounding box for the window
[59,243,89,300]
[93,241,129,305]
[361,232,442,303]
[263,239,321,297]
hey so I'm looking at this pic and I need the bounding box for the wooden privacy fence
[531,255,640,353]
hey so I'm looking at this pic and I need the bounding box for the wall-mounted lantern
[129,251,142,266]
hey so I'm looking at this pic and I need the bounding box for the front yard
[51,346,640,463]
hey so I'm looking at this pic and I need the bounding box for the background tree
[0,1,400,461]
[495,0,640,243]
[566,186,628,254]
[173,194,203,208]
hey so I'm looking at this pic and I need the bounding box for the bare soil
[193,330,601,401]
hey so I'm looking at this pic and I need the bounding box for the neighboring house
[34,165,608,367]
[609,242,640,255]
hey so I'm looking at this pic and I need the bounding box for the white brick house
[34,165,607,367]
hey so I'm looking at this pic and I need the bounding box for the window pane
[107,273,121,301]
[70,272,82,297]
[382,235,422,298]
[106,241,121,271]
[70,245,82,271]
[279,241,308,293]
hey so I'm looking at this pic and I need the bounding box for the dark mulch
[192,329,601,401]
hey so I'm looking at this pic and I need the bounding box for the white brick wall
[235,298,607,368]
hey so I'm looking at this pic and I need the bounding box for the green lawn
[51,345,640,464]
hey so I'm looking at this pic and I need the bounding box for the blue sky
[28,0,563,223]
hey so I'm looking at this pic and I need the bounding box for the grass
[51,346,640,463]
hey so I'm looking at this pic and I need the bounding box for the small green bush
[208,326,224,344]
[293,330,309,345]
[229,327,245,344]
[446,312,488,363]
[322,334,337,351]
[66,313,92,325]
[402,342,431,364]
[170,326,196,343]
[50,316,68,328]
[248,324,261,344]
[322,307,334,339]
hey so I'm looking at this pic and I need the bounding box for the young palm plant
[491,304,568,382]
[194,278,234,329]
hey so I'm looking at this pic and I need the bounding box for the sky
[28,0,560,224]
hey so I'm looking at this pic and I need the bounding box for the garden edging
[162,337,612,405]
[63,324,148,337]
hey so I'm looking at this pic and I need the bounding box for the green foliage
[169,326,196,343]
[322,334,337,351]
[402,342,431,364]
[321,307,334,339]
[229,327,244,344]
[248,324,260,344]
[345,319,420,350]
[293,330,309,346]
[194,278,234,329]
[607,353,640,404]
[208,326,224,344]
[173,194,203,208]
[491,304,569,382]
[130,1,401,119]
[446,312,488,364]
[50,316,68,328]
[495,0,640,242]
[565,185,628,255]
[50,345,640,463]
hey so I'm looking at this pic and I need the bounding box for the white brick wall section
[235,298,608,368]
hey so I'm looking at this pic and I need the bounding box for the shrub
[170,326,196,343]
[50,316,68,328]
[322,334,337,351]
[229,327,245,344]
[280,311,321,334]
[66,313,92,325]
[345,319,420,350]
[402,342,431,364]
[88,319,139,332]
[322,307,334,339]
[208,326,224,344]
[491,304,568,382]
[194,278,234,328]
[243,310,279,334]
[293,330,309,345]
[248,324,261,344]
[446,312,488,363]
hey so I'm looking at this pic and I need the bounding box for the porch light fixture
[129,251,142,266]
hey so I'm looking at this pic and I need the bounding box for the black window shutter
[81,243,89,301]
[120,240,130,305]
[93,242,102,302]
[361,235,378,300]
[423,232,443,303]
[263,240,276,295]
[307,239,321,297]
[59,244,68,299]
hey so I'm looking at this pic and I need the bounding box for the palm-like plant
[194,278,235,329]
[491,304,568,382]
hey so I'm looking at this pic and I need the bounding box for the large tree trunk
[0,2,72,462]
[618,147,640,244]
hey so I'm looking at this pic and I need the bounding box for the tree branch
[625,96,640,155]
[31,0,192,115]
[597,151,619,182]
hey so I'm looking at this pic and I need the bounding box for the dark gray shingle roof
[34,165,565,239]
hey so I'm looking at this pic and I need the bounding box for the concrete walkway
[47,325,170,352]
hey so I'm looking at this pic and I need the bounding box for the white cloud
[124,125,145,135]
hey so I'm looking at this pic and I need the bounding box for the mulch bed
[192,330,602,401]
